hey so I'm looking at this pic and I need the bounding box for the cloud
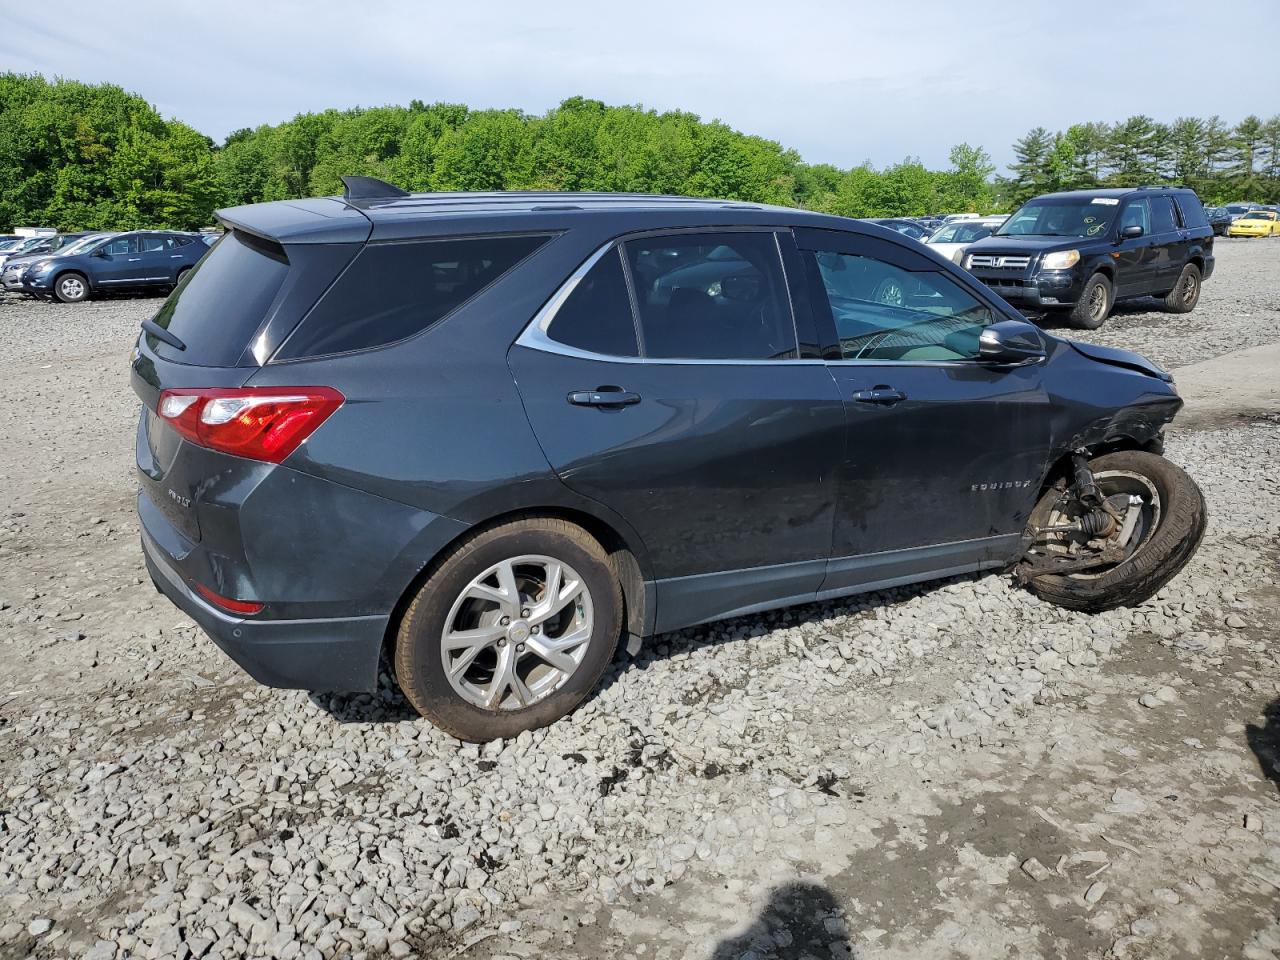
[4,0,1277,172]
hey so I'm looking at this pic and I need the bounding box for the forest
[1,73,1277,232]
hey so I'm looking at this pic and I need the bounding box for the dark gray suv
[134,177,1206,741]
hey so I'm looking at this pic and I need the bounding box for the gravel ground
[0,238,1278,960]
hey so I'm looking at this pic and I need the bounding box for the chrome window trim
[515,232,814,366]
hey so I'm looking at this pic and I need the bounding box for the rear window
[147,230,288,365]
[278,234,549,359]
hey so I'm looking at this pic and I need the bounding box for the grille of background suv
[968,254,1031,270]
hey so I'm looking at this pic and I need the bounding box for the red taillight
[157,386,344,464]
[193,582,264,616]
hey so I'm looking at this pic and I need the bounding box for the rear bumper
[141,502,387,692]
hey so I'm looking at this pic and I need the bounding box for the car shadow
[709,881,856,959]
[1246,697,1280,793]
[311,567,1015,728]
[309,662,420,723]
[1031,297,1166,331]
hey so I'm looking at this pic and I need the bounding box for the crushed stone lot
[0,237,1278,960]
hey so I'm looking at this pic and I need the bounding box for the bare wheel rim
[874,277,904,307]
[60,277,84,299]
[1088,281,1107,320]
[1180,271,1199,306]
[441,554,594,711]
[1037,470,1162,581]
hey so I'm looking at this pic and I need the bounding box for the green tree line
[1,73,1276,232]
[1002,115,1280,205]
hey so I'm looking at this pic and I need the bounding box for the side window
[141,236,170,253]
[1150,197,1178,234]
[1119,200,1151,235]
[546,249,639,357]
[104,236,138,256]
[810,249,995,362]
[279,234,549,358]
[1174,194,1207,229]
[621,232,796,360]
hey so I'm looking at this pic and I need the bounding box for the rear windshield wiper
[141,319,186,351]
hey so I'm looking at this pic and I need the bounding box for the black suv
[963,187,1213,329]
[133,177,1206,741]
[24,230,210,302]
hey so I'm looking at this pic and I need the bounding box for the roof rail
[340,175,410,201]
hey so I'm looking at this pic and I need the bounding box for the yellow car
[1227,209,1280,237]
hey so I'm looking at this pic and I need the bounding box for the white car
[923,217,1007,264]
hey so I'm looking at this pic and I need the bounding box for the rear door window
[147,231,289,366]
[141,236,170,253]
[279,234,550,359]
[621,232,797,360]
[546,249,639,357]
[1174,193,1208,228]
[1150,197,1178,235]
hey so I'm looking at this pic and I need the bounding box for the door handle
[851,386,906,405]
[568,388,641,408]
[127,257,141,262]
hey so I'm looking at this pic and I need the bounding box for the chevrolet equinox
[133,177,1206,741]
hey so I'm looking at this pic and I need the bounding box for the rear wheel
[394,517,622,741]
[1020,451,1206,613]
[54,272,88,303]
[1161,263,1201,313]
[1067,273,1111,330]
[175,266,192,287]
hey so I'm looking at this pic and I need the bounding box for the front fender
[1041,339,1182,470]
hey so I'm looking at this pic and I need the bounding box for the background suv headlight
[1041,250,1081,270]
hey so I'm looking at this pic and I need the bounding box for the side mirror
[1119,224,1144,240]
[979,319,1046,366]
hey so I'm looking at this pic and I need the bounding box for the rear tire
[1022,451,1206,613]
[1161,263,1201,314]
[394,517,622,741]
[1067,273,1112,330]
[175,266,192,287]
[53,272,89,303]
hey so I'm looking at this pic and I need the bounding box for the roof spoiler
[340,175,410,201]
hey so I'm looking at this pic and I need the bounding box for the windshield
[56,234,110,256]
[930,222,997,244]
[1242,211,1274,220]
[1225,205,1253,214]
[997,198,1120,238]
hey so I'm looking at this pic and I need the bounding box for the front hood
[2,253,52,269]
[1068,340,1173,382]
[966,234,1091,254]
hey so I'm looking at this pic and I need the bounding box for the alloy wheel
[441,555,594,711]
[59,277,85,300]
[1180,271,1199,308]
[1088,282,1108,322]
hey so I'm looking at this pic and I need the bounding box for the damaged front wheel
[1019,450,1207,613]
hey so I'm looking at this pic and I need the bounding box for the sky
[5,0,1278,174]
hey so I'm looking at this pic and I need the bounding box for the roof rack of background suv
[340,175,410,201]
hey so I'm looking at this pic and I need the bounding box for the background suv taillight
[157,386,344,463]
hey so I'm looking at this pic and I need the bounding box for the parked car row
[1225,208,1280,237]
[0,230,217,302]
